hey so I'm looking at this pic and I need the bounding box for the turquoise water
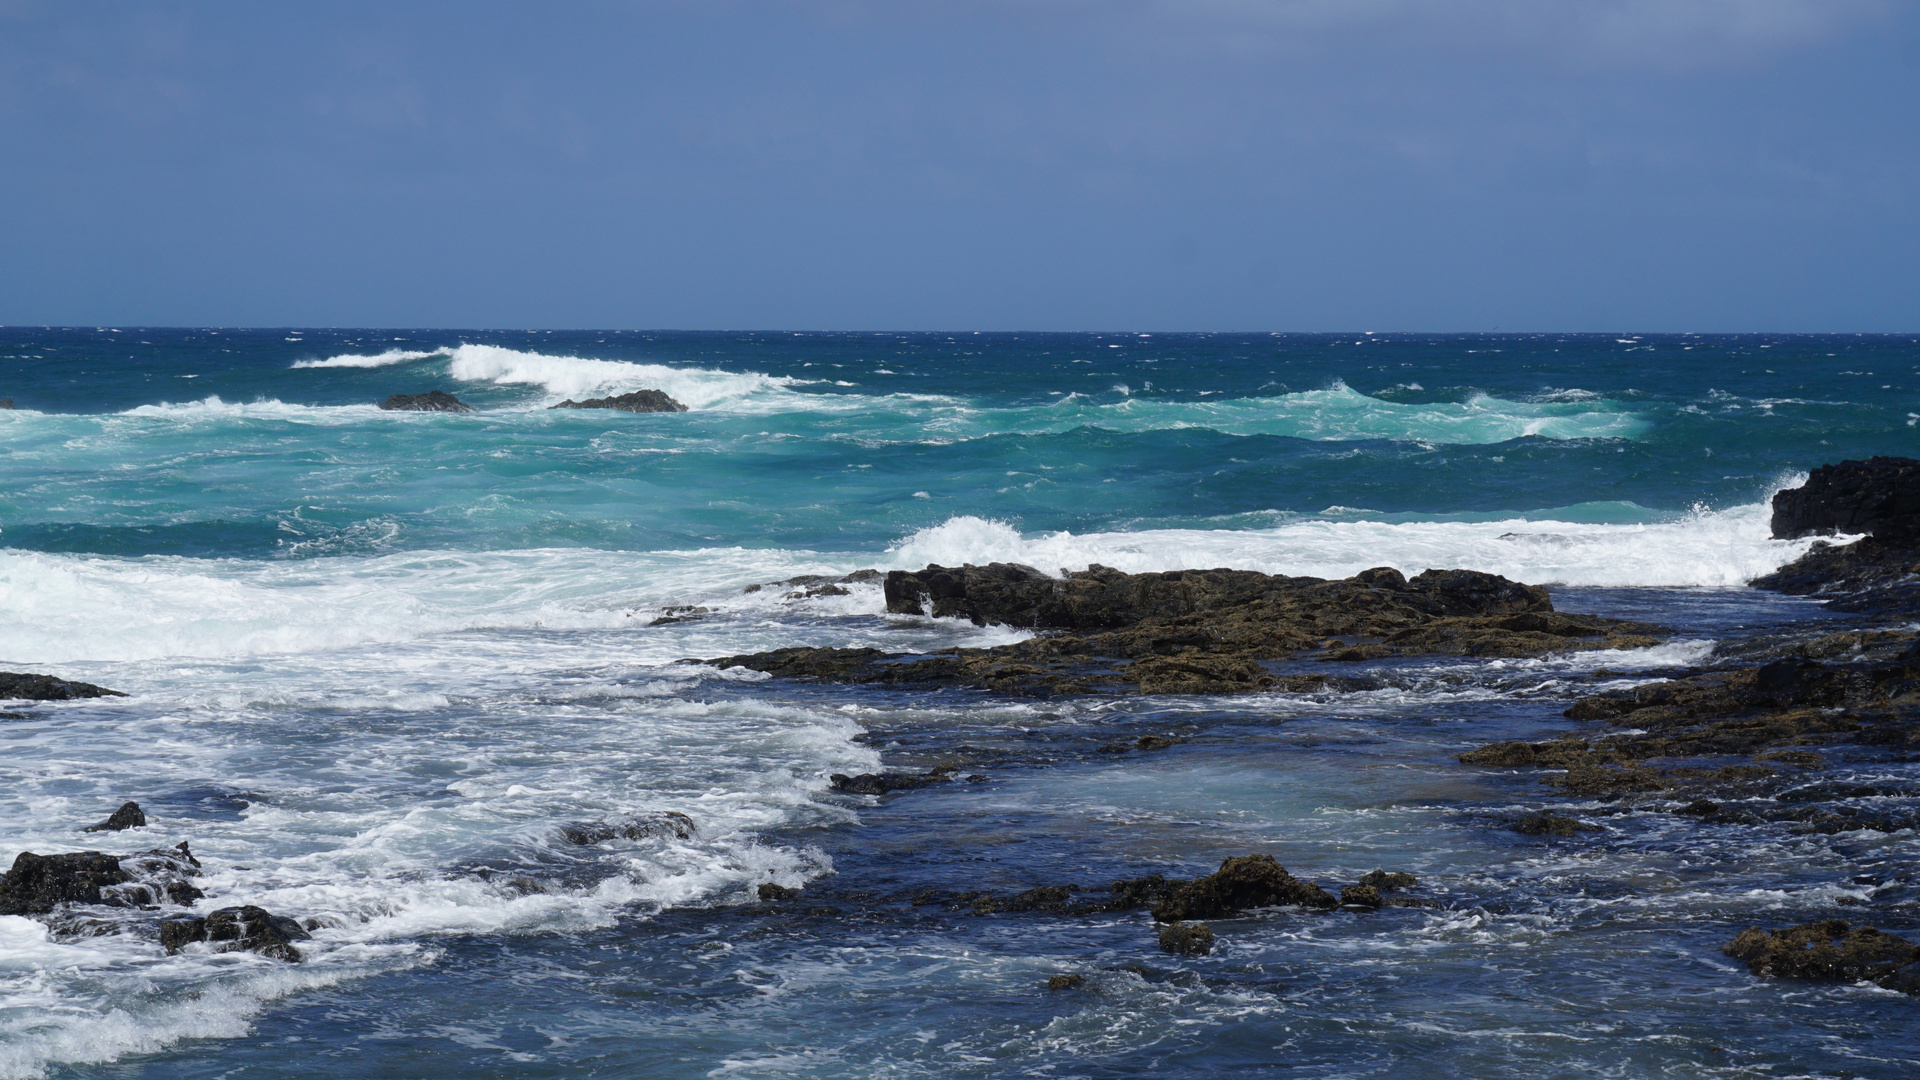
[1,331,1917,1078]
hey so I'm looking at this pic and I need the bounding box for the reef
[161,906,311,963]
[0,843,202,916]
[0,671,126,700]
[1724,921,1920,993]
[379,390,471,412]
[702,563,1661,696]
[549,389,688,413]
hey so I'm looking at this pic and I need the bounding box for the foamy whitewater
[3,329,1918,1079]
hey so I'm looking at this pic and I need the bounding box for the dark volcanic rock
[1357,870,1418,891]
[379,390,470,412]
[558,811,696,845]
[1511,813,1585,837]
[0,851,130,915]
[1341,885,1383,908]
[1046,973,1087,990]
[1158,921,1215,955]
[705,563,1659,696]
[0,672,126,700]
[0,843,205,915]
[1750,537,1920,614]
[1150,855,1337,921]
[1724,921,1920,990]
[757,883,800,901]
[83,801,146,833]
[549,390,688,413]
[828,771,951,795]
[1772,457,1920,542]
[160,905,311,962]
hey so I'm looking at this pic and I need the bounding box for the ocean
[1,329,1917,1078]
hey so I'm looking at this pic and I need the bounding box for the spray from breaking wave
[884,498,1822,589]
[291,349,444,369]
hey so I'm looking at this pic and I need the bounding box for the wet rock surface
[1149,855,1338,921]
[549,389,688,413]
[84,801,147,833]
[1158,922,1214,955]
[161,905,312,962]
[1771,456,1920,543]
[379,390,471,412]
[704,563,1660,696]
[558,811,697,845]
[0,842,201,916]
[829,770,954,795]
[1724,921,1920,991]
[0,671,126,700]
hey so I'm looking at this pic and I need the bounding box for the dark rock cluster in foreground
[704,563,1660,695]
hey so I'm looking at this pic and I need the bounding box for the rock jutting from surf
[548,389,688,412]
[700,562,1663,695]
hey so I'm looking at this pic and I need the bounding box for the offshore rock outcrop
[1148,855,1338,921]
[0,842,202,915]
[161,905,311,962]
[1753,457,1920,613]
[549,390,687,413]
[1771,457,1920,543]
[1460,640,1920,802]
[704,563,1660,696]
[379,390,471,412]
[83,801,146,833]
[0,672,126,700]
[1724,921,1920,993]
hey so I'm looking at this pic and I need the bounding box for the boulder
[1046,973,1087,990]
[160,905,311,962]
[1510,813,1584,837]
[549,390,688,413]
[1341,885,1383,908]
[1772,457,1920,542]
[0,672,125,700]
[0,851,129,915]
[83,801,146,833]
[1357,870,1419,891]
[1150,855,1337,921]
[1158,921,1215,956]
[1724,921,1920,990]
[378,390,471,412]
[757,883,799,901]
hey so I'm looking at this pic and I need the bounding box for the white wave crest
[444,344,809,410]
[884,500,1822,588]
[117,396,386,420]
[290,349,443,369]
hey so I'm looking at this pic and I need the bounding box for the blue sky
[1,0,1914,330]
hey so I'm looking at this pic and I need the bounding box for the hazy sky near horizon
[2,0,1916,331]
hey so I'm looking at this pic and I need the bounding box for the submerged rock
[1724,920,1920,991]
[1158,921,1214,956]
[1046,973,1087,990]
[558,811,696,845]
[0,672,125,700]
[378,390,470,412]
[828,771,951,795]
[160,905,311,962]
[1150,855,1337,921]
[83,801,146,833]
[1510,813,1586,837]
[549,390,687,413]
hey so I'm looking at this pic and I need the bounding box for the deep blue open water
[1,330,1917,1078]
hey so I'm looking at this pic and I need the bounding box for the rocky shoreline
[9,458,1920,994]
[696,455,1920,991]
